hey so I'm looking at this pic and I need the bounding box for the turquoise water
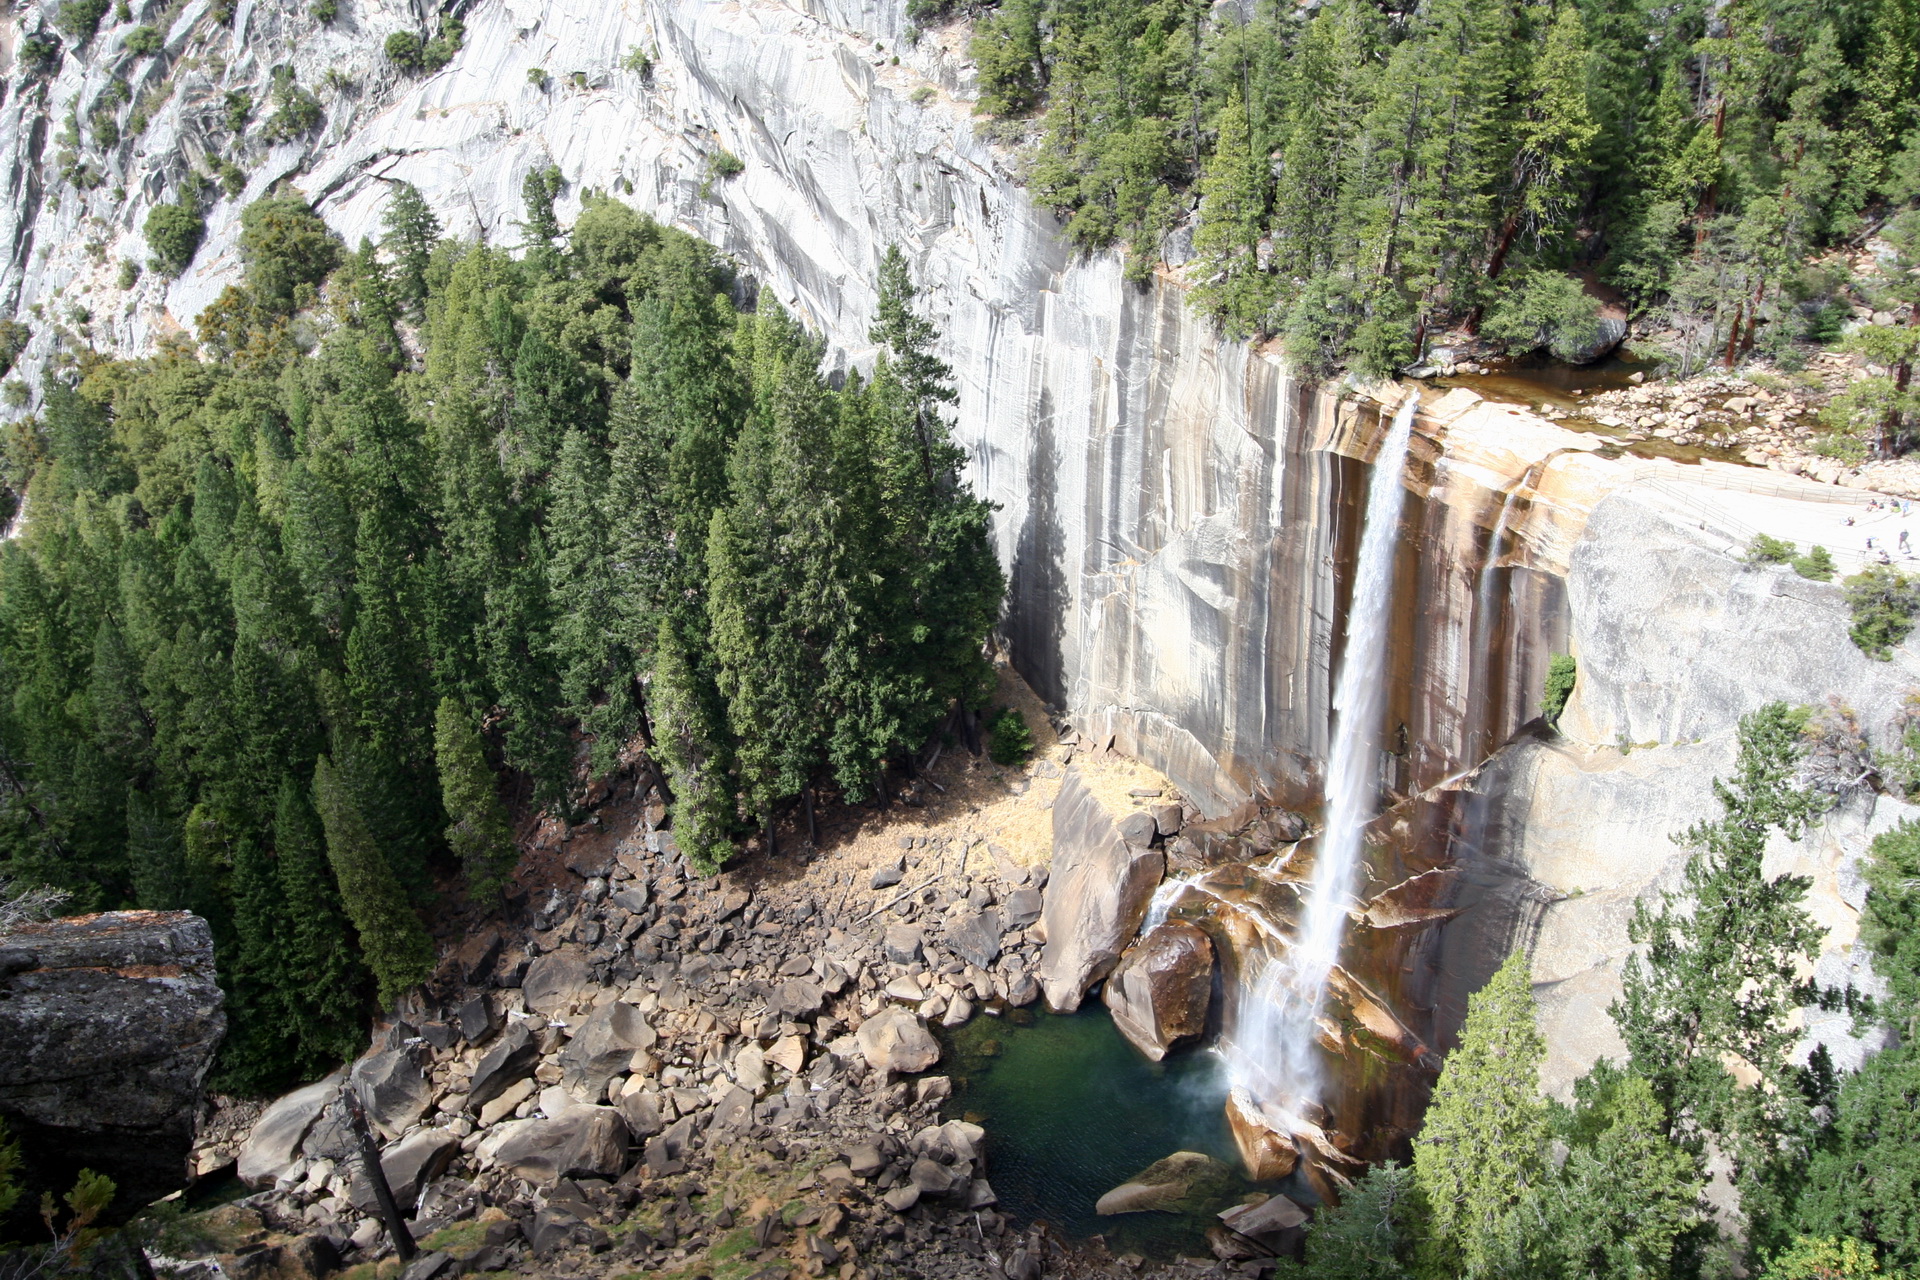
[938,1006,1267,1258]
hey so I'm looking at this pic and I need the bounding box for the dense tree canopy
[963,0,1920,378]
[0,187,1002,1090]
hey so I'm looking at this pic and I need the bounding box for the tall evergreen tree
[310,753,432,1008]
[272,778,367,1072]
[433,696,518,902]
[1413,951,1550,1280]
[381,181,440,318]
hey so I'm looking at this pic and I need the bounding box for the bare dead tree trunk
[346,1092,416,1262]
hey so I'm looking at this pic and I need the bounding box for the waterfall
[1468,483,1524,759]
[1224,392,1418,1120]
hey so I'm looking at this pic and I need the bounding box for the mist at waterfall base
[937,1008,1296,1256]
[1220,394,1417,1132]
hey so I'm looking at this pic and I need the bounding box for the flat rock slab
[1038,769,1165,1012]
[521,951,592,1017]
[238,1070,346,1189]
[1094,1151,1235,1216]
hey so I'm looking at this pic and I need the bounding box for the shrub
[1747,533,1797,564]
[53,0,110,44]
[622,45,652,76]
[116,258,140,289]
[215,156,247,197]
[527,67,549,89]
[987,707,1033,766]
[2,381,28,410]
[708,149,744,180]
[1541,653,1577,723]
[223,90,253,133]
[238,195,341,312]
[1843,564,1920,659]
[123,23,161,54]
[420,17,463,70]
[143,199,204,276]
[911,83,936,104]
[0,321,30,378]
[260,70,322,142]
[19,34,63,76]
[311,0,336,21]
[1482,269,1605,361]
[1793,546,1837,581]
[384,31,423,70]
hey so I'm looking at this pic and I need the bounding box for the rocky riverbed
[156,674,1292,1280]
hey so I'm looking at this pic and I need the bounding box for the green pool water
[937,1006,1267,1257]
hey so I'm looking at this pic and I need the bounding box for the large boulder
[1103,922,1215,1061]
[237,1071,346,1188]
[948,909,1004,970]
[1038,769,1166,1012]
[476,1108,629,1184]
[350,1128,458,1214]
[521,951,592,1017]
[1226,1088,1298,1181]
[466,1022,539,1110]
[0,911,225,1210]
[351,1049,430,1140]
[558,1003,656,1101]
[1093,1151,1236,1216]
[855,1009,940,1074]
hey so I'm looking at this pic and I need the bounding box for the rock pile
[214,813,1069,1280]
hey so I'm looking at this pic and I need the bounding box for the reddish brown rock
[1226,1088,1299,1181]
[1102,921,1215,1061]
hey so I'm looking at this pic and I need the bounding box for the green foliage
[1748,533,1797,564]
[1843,565,1920,659]
[0,1117,21,1221]
[386,18,463,74]
[259,69,322,143]
[434,698,517,902]
[621,46,652,77]
[1481,271,1604,361]
[312,754,432,1008]
[311,0,336,22]
[1540,653,1575,724]
[122,23,160,54]
[1794,546,1837,581]
[701,150,744,198]
[223,91,253,133]
[1296,1162,1418,1280]
[19,33,63,77]
[1413,952,1550,1279]
[53,0,109,44]
[0,321,30,380]
[1612,701,1829,1254]
[238,195,341,314]
[987,707,1032,766]
[527,67,549,89]
[1762,1237,1887,1279]
[144,199,204,277]
[384,31,424,70]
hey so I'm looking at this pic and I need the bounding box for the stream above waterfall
[936,1007,1306,1257]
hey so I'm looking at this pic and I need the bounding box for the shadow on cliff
[1005,390,1069,707]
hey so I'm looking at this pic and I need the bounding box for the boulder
[1093,1151,1236,1216]
[454,994,499,1044]
[1226,1088,1299,1181]
[1218,1193,1308,1236]
[0,911,226,1211]
[855,1008,940,1074]
[558,1002,656,1100]
[882,924,924,965]
[520,951,592,1017]
[614,1088,664,1138]
[466,1022,539,1109]
[351,1050,430,1140]
[1003,887,1043,929]
[769,977,825,1018]
[1038,770,1166,1012]
[476,1107,629,1183]
[350,1128,457,1214]
[948,909,1004,970]
[237,1070,346,1188]
[1102,922,1215,1061]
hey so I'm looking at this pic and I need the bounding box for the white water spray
[1224,392,1417,1115]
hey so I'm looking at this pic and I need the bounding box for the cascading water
[1223,392,1418,1129]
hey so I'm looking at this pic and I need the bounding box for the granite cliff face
[0,0,1904,1115]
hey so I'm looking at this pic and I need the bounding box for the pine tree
[546,427,634,774]
[272,777,367,1072]
[1298,1162,1418,1280]
[433,696,518,902]
[649,615,735,874]
[310,753,432,1007]
[1613,701,1831,1251]
[381,181,440,318]
[1190,90,1273,336]
[1412,951,1550,1280]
